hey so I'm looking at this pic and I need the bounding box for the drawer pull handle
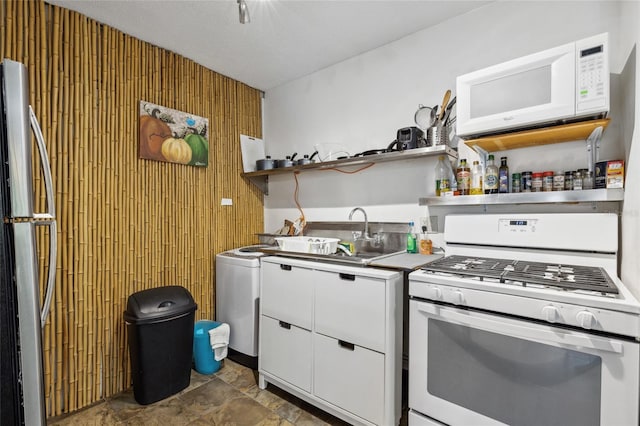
[338,340,355,351]
[339,273,355,281]
[280,264,292,271]
[279,321,291,330]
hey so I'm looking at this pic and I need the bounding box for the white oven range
[408,213,640,426]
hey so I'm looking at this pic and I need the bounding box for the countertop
[258,246,444,271]
[367,252,444,271]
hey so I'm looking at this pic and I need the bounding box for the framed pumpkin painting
[139,100,209,167]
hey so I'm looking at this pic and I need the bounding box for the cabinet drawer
[314,270,386,352]
[261,261,314,329]
[313,333,385,425]
[259,315,312,392]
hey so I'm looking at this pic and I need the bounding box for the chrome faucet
[348,207,370,240]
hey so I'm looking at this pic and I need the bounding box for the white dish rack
[274,236,340,255]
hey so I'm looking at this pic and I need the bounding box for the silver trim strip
[3,60,34,218]
[13,222,46,426]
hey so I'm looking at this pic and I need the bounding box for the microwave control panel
[576,33,609,112]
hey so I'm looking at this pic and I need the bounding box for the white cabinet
[260,316,312,392]
[258,256,403,426]
[313,333,385,424]
[314,270,386,353]
[261,261,314,329]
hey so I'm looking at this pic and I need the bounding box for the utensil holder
[427,124,450,147]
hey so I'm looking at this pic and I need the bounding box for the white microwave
[456,33,609,138]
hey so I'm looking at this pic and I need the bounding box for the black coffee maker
[387,126,426,151]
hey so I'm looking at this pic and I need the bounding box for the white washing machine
[215,245,267,370]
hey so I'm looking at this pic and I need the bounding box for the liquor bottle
[456,158,470,195]
[434,156,450,196]
[406,221,417,254]
[484,154,499,194]
[470,160,483,195]
[499,156,509,193]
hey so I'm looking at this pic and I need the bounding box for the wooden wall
[1,0,264,417]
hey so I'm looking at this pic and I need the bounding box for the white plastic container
[274,236,340,255]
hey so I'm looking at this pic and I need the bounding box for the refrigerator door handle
[39,220,57,327]
[29,106,57,326]
[29,106,56,221]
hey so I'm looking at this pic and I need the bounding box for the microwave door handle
[416,302,623,354]
[39,221,57,328]
[29,106,56,221]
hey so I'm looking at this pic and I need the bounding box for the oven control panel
[408,272,640,338]
[499,218,537,234]
[444,214,618,253]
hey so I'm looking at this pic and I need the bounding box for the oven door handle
[416,302,623,354]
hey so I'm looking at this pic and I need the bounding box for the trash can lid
[124,285,197,324]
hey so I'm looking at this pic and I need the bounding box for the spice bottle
[564,171,574,190]
[553,171,564,191]
[522,171,532,192]
[573,171,583,190]
[511,173,521,193]
[573,170,582,191]
[532,172,543,192]
[583,170,594,189]
[484,154,499,194]
[470,160,483,195]
[498,157,509,193]
[456,158,470,195]
[542,171,554,192]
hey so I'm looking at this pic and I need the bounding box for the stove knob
[576,311,597,330]
[430,287,443,300]
[452,290,465,305]
[542,305,559,323]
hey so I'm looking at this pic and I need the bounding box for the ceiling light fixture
[238,0,250,24]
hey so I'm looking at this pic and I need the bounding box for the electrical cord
[291,163,375,233]
[322,163,375,174]
[293,171,306,232]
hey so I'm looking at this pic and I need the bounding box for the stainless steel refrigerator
[0,59,57,425]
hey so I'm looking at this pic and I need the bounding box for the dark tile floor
[49,359,397,425]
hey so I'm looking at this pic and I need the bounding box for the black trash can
[124,285,197,405]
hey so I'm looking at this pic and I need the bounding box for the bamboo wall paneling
[50,7,61,416]
[0,1,5,56]
[16,0,23,59]
[2,0,263,417]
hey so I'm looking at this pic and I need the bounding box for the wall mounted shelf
[419,188,624,206]
[242,145,458,194]
[463,118,611,153]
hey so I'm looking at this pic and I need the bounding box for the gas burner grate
[423,256,516,279]
[423,255,619,294]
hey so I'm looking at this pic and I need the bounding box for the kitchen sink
[322,249,406,265]
[259,247,406,266]
[257,221,409,266]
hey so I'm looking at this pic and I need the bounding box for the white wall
[619,1,640,298]
[262,1,637,290]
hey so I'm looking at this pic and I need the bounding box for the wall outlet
[420,216,438,233]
